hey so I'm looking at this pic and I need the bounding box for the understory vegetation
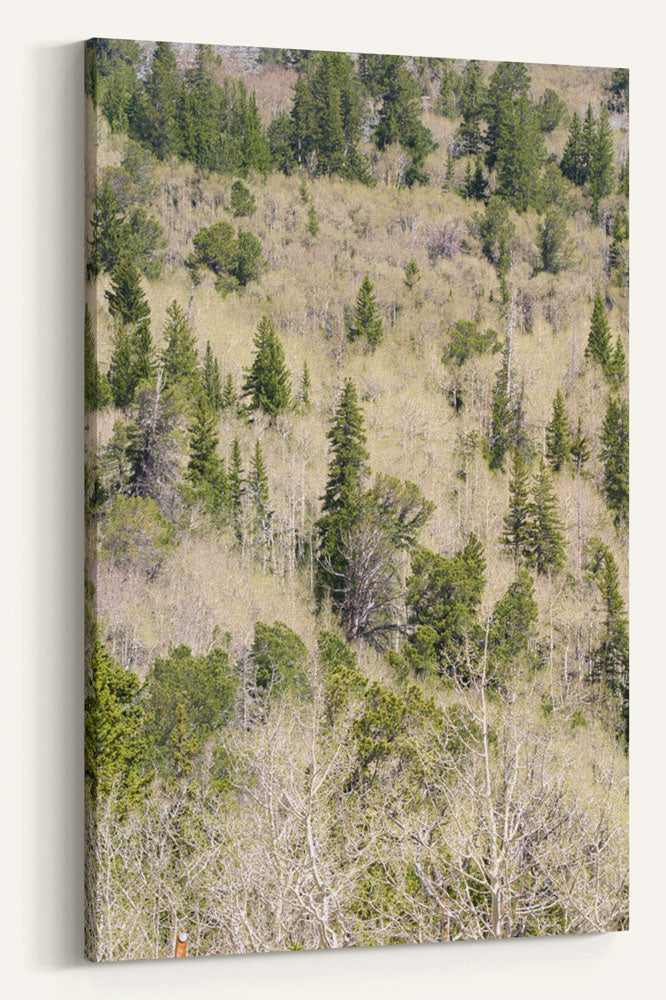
[84,40,629,961]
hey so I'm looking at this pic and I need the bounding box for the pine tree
[201,341,223,412]
[595,547,629,739]
[585,289,612,371]
[525,458,566,575]
[582,103,596,183]
[307,201,320,236]
[488,349,513,470]
[545,389,571,472]
[129,320,155,388]
[601,396,629,529]
[538,210,573,274]
[242,316,292,420]
[609,337,627,388]
[495,96,544,213]
[187,394,224,508]
[349,275,383,348]
[502,448,531,561]
[617,157,629,198]
[456,61,485,155]
[107,329,135,409]
[316,380,370,602]
[570,417,591,474]
[248,440,272,551]
[221,371,237,412]
[227,437,244,540]
[162,300,200,393]
[105,257,150,328]
[298,361,312,412]
[561,112,586,186]
[589,106,615,212]
[143,41,180,161]
[87,178,128,277]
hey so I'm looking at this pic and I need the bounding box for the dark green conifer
[161,300,199,393]
[585,289,612,371]
[307,201,320,236]
[525,458,566,575]
[187,395,222,495]
[589,106,615,212]
[545,389,571,472]
[349,275,383,348]
[248,440,272,550]
[538,210,574,274]
[227,437,244,540]
[570,417,591,474]
[229,180,256,217]
[601,396,629,529]
[502,448,531,561]
[143,41,180,161]
[488,350,513,470]
[242,316,292,420]
[561,112,586,185]
[221,371,237,412]
[201,341,223,412]
[105,257,150,328]
[298,361,312,412]
[609,337,627,388]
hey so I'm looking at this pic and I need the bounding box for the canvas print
[84,39,629,961]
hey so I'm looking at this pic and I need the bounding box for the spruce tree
[585,289,612,371]
[161,300,200,393]
[349,275,383,348]
[589,106,615,212]
[545,389,571,472]
[609,337,627,388]
[227,437,244,540]
[221,371,237,412]
[595,547,629,739]
[248,440,272,550]
[242,316,292,420]
[187,394,224,508]
[107,329,135,410]
[105,257,150,328]
[201,341,223,412]
[601,396,629,529]
[307,201,320,236]
[488,350,513,470]
[570,417,591,474]
[129,320,155,388]
[495,95,544,213]
[525,458,566,575]
[88,178,127,277]
[561,112,586,186]
[538,210,573,274]
[456,61,485,155]
[298,361,312,412]
[143,41,180,161]
[502,448,531,561]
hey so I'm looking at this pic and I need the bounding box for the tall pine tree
[349,275,383,348]
[525,458,566,575]
[545,389,571,472]
[162,300,200,393]
[242,316,292,420]
[201,341,223,412]
[502,448,531,561]
[105,257,150,328]
[585,289,612,371]
[227,437,245,540]
[247,440,272,553]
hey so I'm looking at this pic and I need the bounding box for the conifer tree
[594,546,629,739]
[105,257,150,328]
[601,396,629,529]
[456,61,486,155]
[221,371,237,412]
[525,458,566,575]
[582,103,597,182]
[617,158,629,198]
[88,178,127,277]
[495,96,544,212]
[349,275,383,348]
[404,258,421,289]
[227,437,244,540]
[242,316,292,420]
[187,394,225,512]
[609,338,627,388]
[503,448,531,561]
[129,320,155,388]
[545,389,571,472]
[561,112,586,186]
[570,417,591,474]
[298,361,312,412]
[585,289,612,371]
[201,341,223,412]
[589,106,615,212]
[248,440,272,551]
[161,300,200,393]
[107,329,135,410]
[307,201,320,236]
[143,41,180,161]
[488,350,513,470]
[538,210,573,274]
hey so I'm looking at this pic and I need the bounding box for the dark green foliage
[617,158,629,198]
[144,644,237,776]
[538,210,574,274]
[230,180,256,217]
[495,96,544,212]
[463,157,488,201]
[488,570,538,680]
[434,61,460,118]
[609,338,627,388]
[248,441,272,548]
[126,377,187,517]
[187,395,226,514]
[525,458,566,574]
[251,622,309,698]
[585,540,628,739]
[610,206,629,285]
[242,316,292,420]
[607,68,629,112]
[456,61,486,155]
[561,104,615,212]
[227,437,244,539]
[536,89,567,133]
[406,535,486,679]
[442,320,498,367]
[348,275,383,348]
[600,396,629,529]
[560,112,586,186]
[87,178,127,277]
[85,639,148,807]
[537,162,579,217]
[101,495,174,576]
[503,448,531,561]
[288,52,367,181]
[297,361,312,412]
[570,417,591,474]
[105,257,151,328]
[107,320,155,410]
[373,55,435,185]
[545,389,571,472]
[403,258,421,289]
[125,206,167,280]
[138,41,180,161]
[201,342,223,412]
[221,372,238,412]
[161,300,200,394]
[476,196,516,266]
[585,289,612,371]
[488,350,513,470]
[484,61,531,170]
[85,304,111,410]
[589,107,615,209]
[90,39,142,134]
[318,631,363,722]
[185,220,264,294]
[88,174,165,280]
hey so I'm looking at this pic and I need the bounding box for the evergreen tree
[484,61,531,170]
[84,304,111,410]
[570,417,591,474]
[495,96,544,213]
[242,316,293,420]
[105,257,150,328]
[585,289,612,371]
[142,41,180,161]
[456,61,486,155]
[229,179,256,217]
[589,544,629,739]
[298,361,312,412]
[227,437,244,540]
[488,349,513,470]
[201,341,223,412]
[617,157,629,198]
[525,458,566,575]
[221,371,237,412]
[589,106,615,212]
[107,320,154,410]
[307,200,320,236]
[373,55,435,185]
[545,389,571,472]
[538,210,574,274]
[187,394,225,512]
[87,178,128,277]
[609,337,627,388]
[601,396,629,528]
[560,112,586,186]
[248,440,272,551]
[582,103,597,183]
[129,320,155,387]
[349,275,383,348]
[502,448,531,561]
[161,300,199,393]
[404,258,421,289]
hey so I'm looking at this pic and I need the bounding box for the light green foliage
[488,570,538,681]
[442,320,498,367]
[403,258,420,289]
[105,257,151,328]
[101,495,174,576]
[251,621,309,698]
[307,201,320,236]
[187,394,226,514]
[161,300,200,394]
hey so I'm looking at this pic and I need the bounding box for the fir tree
[525,458,566,575]
[570,417,591,474]
[87,178,127,277]
[142,41,180,161]
[242,316,292,420]
[495,96,544,212]
[229,179,256,217]
[248,440,272,551]
[105,257,150,328]
[545,389,571,472]
[221,371,237,412]
[503,448,531,562]
[201,342,223,412]
[227,437,245,540]
[589,106,615,212]
[585,289,612,371]
[617,158,629,198]
[601,396,629,529]
[349,275,383,348]
[107,323,153,411]
[538,210,574,274]
[609,337,627,388]
[456,61,486,155]
[560,112,586,186]
[488,349,513,470]
[298,361,312,412]
[187,394,225,512]
[161,300,199,393]
[593,546,629,739]
[307,201,320,236]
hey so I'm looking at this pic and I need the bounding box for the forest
[84,40,629,961]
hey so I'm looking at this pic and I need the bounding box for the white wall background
[2,2,664,996]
